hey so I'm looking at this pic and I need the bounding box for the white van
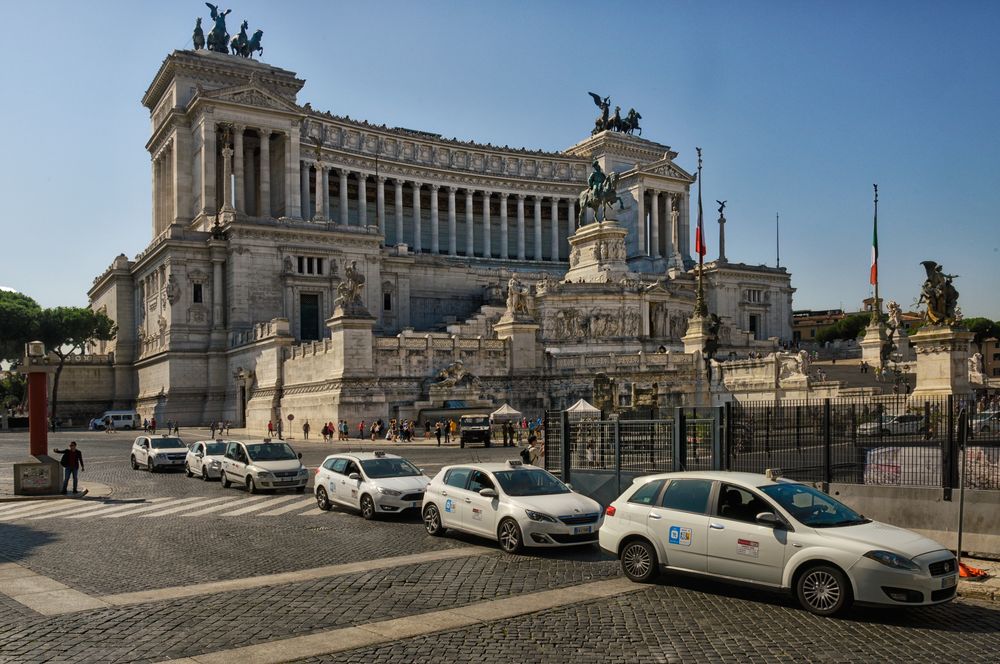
[92,410,141,431]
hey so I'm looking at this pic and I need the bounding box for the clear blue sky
[1,1,997,318]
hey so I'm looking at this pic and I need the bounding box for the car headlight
[297,468,308,476]
[256,471,273,479]
[525,510,558,523]
[156,454,166,460]
[376,486,401,496]
[863,550,918,571]
[209,460,222,468]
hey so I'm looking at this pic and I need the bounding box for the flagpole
[776,212,780,268]
[871,184,880,324]
[694,147,707,316]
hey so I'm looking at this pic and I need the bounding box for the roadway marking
[155,577,641,664]
[0,501,91,520]
[25,500,143,521]
[100,497,204,518]
[218,494,303,516]
[182,497,262,517]
[254,497,316,516]
[140,497,233,518]
[0,563,110,615]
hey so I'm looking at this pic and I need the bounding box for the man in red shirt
[54,441,85,494]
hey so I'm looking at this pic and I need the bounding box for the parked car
[185,440,232,480]
[219,440,308,494]
[856,414,926,437]
[422,459,603,553]
[970,410,1000,435]
[130,435,188,472]
[459,414,492,448]
[314,451,430,519]
[599,470,957,616]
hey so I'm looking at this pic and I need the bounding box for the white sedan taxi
[185,440,232,480]
[130,435,188,472]
[218,441,309,493]
[314,451,430,519]
[422,460,603,553]
[599,470,958,616]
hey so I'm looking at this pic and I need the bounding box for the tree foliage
[0,290,42,363]
[815,313,870,345]
[961,317,1000,350]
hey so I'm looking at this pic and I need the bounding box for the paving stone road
[1,431,999,663]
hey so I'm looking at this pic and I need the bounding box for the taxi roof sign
[506,459,524,467]
[765,468,782,480]
[374,450,386,457]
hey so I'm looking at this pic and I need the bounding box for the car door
[439,467,473,529]
[706,482,787,585]
[221,442,241,481]
[464,470,499,536]
[138,438,150,464]
[647,478,712,573]
[340,460,363,509]
[325,458,349,505]
[192,442,205,473]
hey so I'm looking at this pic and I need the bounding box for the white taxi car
[218,440,309,494]
[599,470,958,616]
[422,460,603,553]
[314,451,430,519]
[185,440,232,481]
[130,435,188,472]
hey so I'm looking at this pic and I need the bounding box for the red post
[28,370,48,457]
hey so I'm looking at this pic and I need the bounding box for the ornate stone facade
[86,49,795,428]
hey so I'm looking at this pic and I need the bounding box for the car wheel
[147,459,155,473]
[423,503,445,536]
[360,495,376,520]
[460,440,465,448]
[130,455,138,470]
[246,476,258,494]
[185,462,193,478]
[220,472,231,488]
[620,539,659,583]
[796,564,852,616]
[201,467,210,481]
[316,487,331,511]
[497,518,523,554]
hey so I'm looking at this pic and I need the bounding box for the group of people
[321,420,351,441]
[208,420,232,438]
[141,417,179,435]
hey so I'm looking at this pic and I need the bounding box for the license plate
[274,481,296,486]
[573,525,593,535]
[941,575,957,588]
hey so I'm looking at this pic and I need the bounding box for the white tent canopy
[565,399,600,414]
[490,403,522,421]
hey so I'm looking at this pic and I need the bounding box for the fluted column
[313,163,325,220]
[357,173,368,226]
[394,180,404,245]
[376,176,386,231]
[550,198,560,261]
[650,190,661,257]
[233,125,245,212]
[465,190,475,257]
[339,169,349,224]
[636,184,645,255]
[567,200,576,236]
[430,184,440,253]
[299,162,311,220]
[667,193,677,256]
[287,130,301,218]
[680,193,690,259]
[533,196,543,261]
[447,187,457,256]
[516,194,526,260]
[258,131,271,217]
[200,121,216,216]
[212,258,224,329]
[221,144,235,213]
[322,164,330,220]
[412,182,422,252]
[499,193,509,259]
[482,192,492,258]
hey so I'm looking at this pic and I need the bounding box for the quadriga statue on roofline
[587,93,642,135]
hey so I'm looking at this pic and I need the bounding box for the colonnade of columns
[638,188,688,261]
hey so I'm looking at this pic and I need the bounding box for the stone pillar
[482,191,492,258]
[300,162,311,220]
[339,169,349,224]
[650,190,661,257]
[287,129,301,218]
[533,196,543,261]
[212,257,225,329]
[322,164,331,221]
[680,193,691,260]
[313,163,326,220]
[465,190,475,257]
[376,176,386,231]
[636,184,646,255]
[516,194,526,260]
[499,193,509,259]
[567,199,576,236]
[172,130,192,224]
[430,184,440,253]
[357,173,368,226]
[258,130,271,218]
[152,155,161,235]
[394,180,404,245]
[233,126,245,213]
[550,198,560,262]
[221,144,235,212]
[200,121,216,216]
[411,182,422,252]
[447,187,457,256]
[910,327,975,398]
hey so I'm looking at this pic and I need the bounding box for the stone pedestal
[326,309,376,379]
[909,326,974,398]
[13,457,62,495]
[860,320,885,367]
[562,220,629,284]
[494,316,540,372]
[682,314,712,355]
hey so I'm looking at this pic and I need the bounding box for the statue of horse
[245,29,263,59]
[205,3,231,53]
[577,171,625,226]
[622,108,642,135]
[192,17,205,50]
[229,20,248,56]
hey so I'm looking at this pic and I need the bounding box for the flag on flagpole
[870,186,878,285]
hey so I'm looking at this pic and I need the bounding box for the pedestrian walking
[277,419,284,440]
[54,441,85,494]
[225,420,231,435]
[150,417,157,434]
[303,420,310,439]
[210,421,217,438]
[435,421,442,446]
[358,420,366,440]
[321,422,330,442]
[105,416,114,434]
[267,420,274,438]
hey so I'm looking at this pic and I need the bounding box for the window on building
[294,256,324,276]
[747,289,762,303]
[299,293,320,341]
[993,353,1000,361]
[297,256,304,274]
[192,283,203,304]
[749,314,761,340]
[383,292,392,311]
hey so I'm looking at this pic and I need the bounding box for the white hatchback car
[218,441,309,493]
[314,451,430,519]
[599,471,958,616]
[130,435,188,472]
[422,460,603,553]
[185,440,232,481]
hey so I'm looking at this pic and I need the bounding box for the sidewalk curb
[0,481,113,503]
[958,581,999,602]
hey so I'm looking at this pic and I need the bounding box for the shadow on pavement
[0,523,58,563]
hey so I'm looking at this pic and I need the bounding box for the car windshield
[493,468,570,496]
[204,442,227,455]
[360,458,421,478]
[760,482,869,528]
[246,443,298,462]
[152,437,186,450]
[463,417,489,427]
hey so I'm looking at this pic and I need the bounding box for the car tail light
[605,505,616,517]
[314,467,320,475]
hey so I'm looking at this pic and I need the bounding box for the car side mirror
[297,452,303,460]
[564,483,573,491]
[756,511,783,528]
[196,452,204,458]
[479,488,497,498]
[348,472,360,481]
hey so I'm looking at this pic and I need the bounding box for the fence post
[943,395,958,500]
[723,401,732,471]
[673,407,686,471]
[822,399,832,487]
[613,418,621,496]
[560,410,571,484]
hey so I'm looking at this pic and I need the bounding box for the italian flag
[870,207,878,285]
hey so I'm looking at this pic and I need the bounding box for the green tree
[961,317,1000,353]
[816,313,870,345]
[35,307,117,421]
[0,372,27,411]
[0,290,42,363]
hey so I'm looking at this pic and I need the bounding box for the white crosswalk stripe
[0,501,86,520]
[25,501,126,521]
[182,497,263,517]
[255,497,316,516]
[218,495,303,516]
[101,497,205,518]
[140,497,233,518]
[63,497,174,519]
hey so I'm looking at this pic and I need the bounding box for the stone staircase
[445,305,507,337]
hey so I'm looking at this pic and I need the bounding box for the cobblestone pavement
[2,432,999,663]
